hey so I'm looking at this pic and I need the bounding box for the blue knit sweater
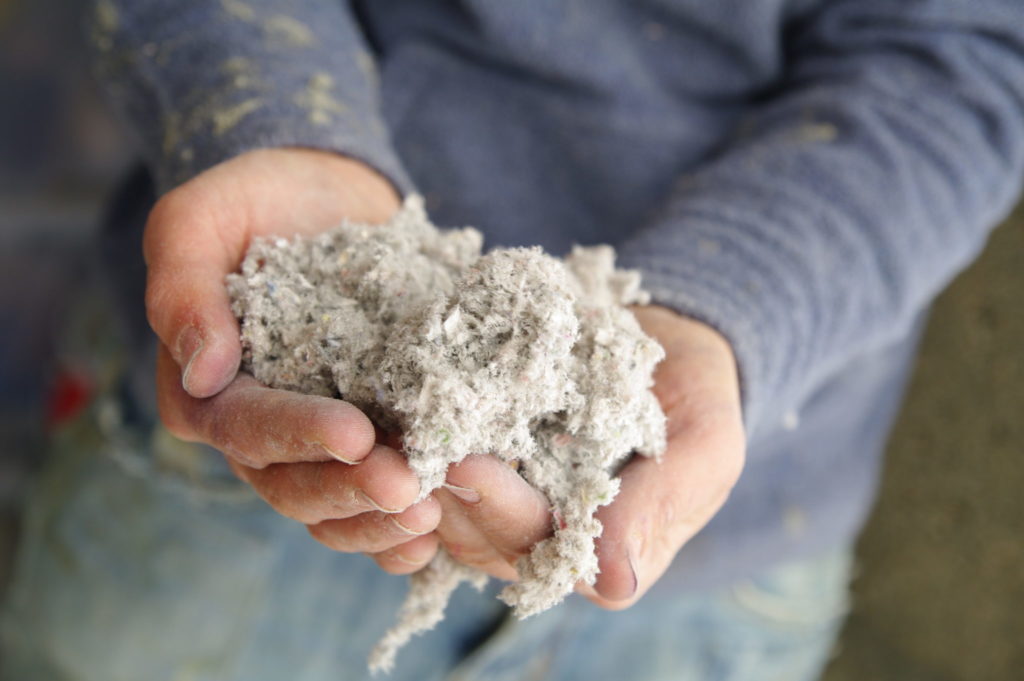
[89,0,1024,589]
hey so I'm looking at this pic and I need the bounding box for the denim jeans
[1,402,851,681]
[1,299,852,681]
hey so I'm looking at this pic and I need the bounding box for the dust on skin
[294,72,347,125]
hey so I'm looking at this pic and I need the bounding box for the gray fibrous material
[226,197,666,672]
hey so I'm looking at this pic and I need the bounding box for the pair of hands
[148,148,746,608]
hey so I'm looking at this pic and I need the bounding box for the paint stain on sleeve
[356,50,380,86]
[221,0,256,22]
[96,0,119,32]
[264,15,315,47]
[212,98,264,135]
[294,73,347,125]
[222,57,263,90]
[92,0,120,51]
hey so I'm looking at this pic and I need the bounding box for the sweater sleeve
[616,0,1024,436]
[86,0,412,194]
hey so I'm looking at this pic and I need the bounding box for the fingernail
[314,442,360,465]
[443,483,481,504]
[625,550,639,599]
[597,546,639,601]
[389,516,428,536]
[176,326,204,393]
[391,552,427,567]
[358,490,402,514]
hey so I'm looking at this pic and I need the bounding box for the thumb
[143,190,242,398]
[589,405,744,609]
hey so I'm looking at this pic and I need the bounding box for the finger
[308,497,441,553]
[370,534,441,575]
[434,453,552,579]
[443,454,553,559]
[434,490,520,581]
[438,456,557,569]
[144,190,245,398]
[229,445,424,523]
[589,403,744,610]
[157,345,377,468]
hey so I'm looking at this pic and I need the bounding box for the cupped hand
[394,305,746,606]
[144,147,399,398]
[150,148,441,560]
[585,305,745,608]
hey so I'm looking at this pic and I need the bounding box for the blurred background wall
[823,202,1024,681]
[0,1,1021,679]
[0,0,130,515]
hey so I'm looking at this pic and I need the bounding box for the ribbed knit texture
[89,0,1024,586]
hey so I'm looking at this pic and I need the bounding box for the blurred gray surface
[0,0,131,600]
[824,202,1024,681]
[0,0,131,505]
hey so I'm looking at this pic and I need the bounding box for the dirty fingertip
[180,330,241,398]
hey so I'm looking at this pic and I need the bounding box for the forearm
[87,0,411,193]
[618,0,1024,435]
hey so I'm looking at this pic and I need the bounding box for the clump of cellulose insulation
[226,197,666,672]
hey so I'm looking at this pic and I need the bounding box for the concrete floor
[823,200,1024,681]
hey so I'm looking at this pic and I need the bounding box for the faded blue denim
[1,405,850,681]
[1,292,851,680]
